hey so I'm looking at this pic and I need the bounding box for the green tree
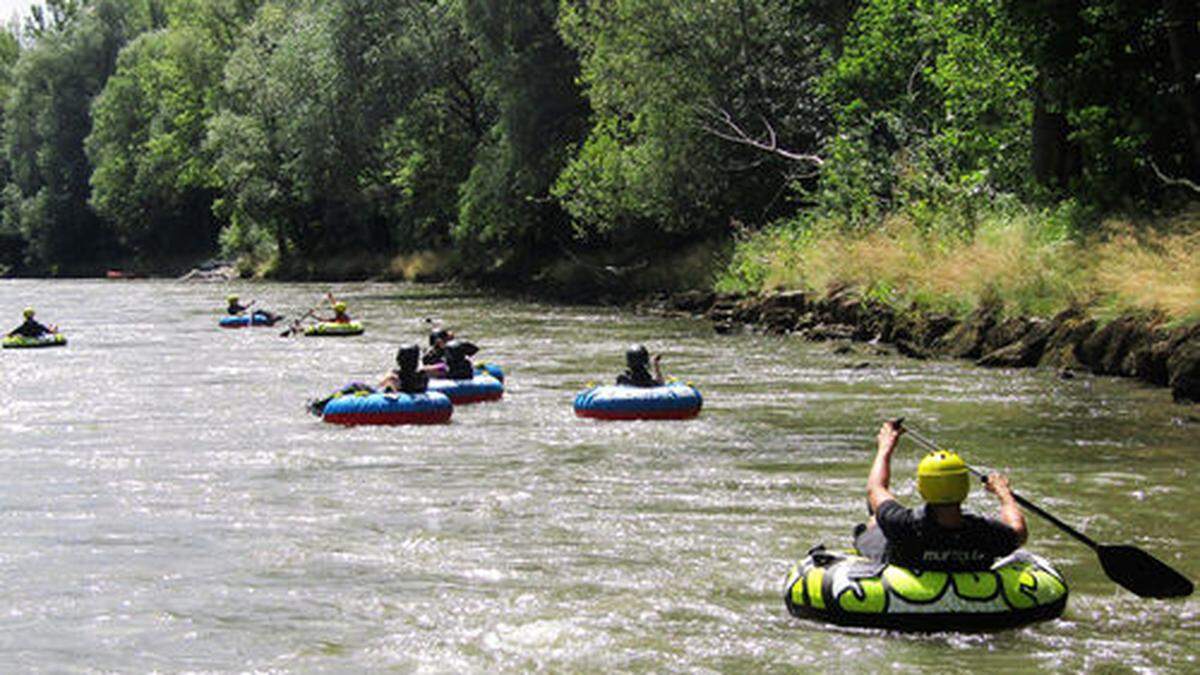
[0,26,22,271]
[3,0,156,270]
[818,0,1035,225]
[455,0,588,275]
[86,25,226,258]
[555,0,830,250]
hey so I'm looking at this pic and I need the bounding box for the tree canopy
[0,0,1193,282]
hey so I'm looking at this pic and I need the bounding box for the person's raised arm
[867,422,903,513]
[652,353,665,384]
[985,473,1028,545]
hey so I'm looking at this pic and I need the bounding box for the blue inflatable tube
[476,363,505,383]
[574,383,703,420]
[428,373,504,404]
[322,390,453,426]
[220,312,279,328]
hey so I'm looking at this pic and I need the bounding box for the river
[0,280,1196,671]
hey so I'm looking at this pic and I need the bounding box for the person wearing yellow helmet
[226,295,252,315]
[225,294,283,325]
[852,420,1027,570]
[8,307,55,338]
[314,292,352,324]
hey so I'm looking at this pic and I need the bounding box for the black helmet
[395,343,420,371]
[429,328,451,346]
[626,344,650,369]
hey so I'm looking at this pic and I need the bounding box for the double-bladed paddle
[898,423,1193,599]
[280,307,317,337]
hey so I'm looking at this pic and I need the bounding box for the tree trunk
[1163,0,1200,180]
[1031,74,1078,190]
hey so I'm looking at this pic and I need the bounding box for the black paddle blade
[1098,545,1194,598]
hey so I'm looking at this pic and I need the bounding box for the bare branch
[697,104,824,167]
[907,51,931,100]
[1148,158,1200,194]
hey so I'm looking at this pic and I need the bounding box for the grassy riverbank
[718,205,1200,325]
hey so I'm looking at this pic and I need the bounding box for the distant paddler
[225,294,283,325]
[313,292,353,324]
[616,344,666,387]
[8,307,57,339]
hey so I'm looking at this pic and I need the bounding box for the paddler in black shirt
[8,307,54,338]
[853,420,1027,571]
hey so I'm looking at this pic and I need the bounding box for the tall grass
[1091,215,1200,323]
[720,205,1200,323]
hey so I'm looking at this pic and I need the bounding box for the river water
[0,280,1196,672]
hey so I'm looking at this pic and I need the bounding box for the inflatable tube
[321,390,452,426]
[427,373,504,404]
[219,313,280,329]
[2,333,67,349]
[304,321,364,337]
[783,547,1068,632]
[476,363,505,383]
[573,383,702,420]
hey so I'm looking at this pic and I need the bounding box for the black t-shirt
[875,499,1020,570]
[391,370,428,394]
[616,367,661,388]
[10,318,50,337]
[446,358,474,380]
[422,346,445,365]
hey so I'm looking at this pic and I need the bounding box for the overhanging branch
[1148,158,1200,194]
[698,103,824,171]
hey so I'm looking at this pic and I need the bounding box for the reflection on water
[0,280,1195,670]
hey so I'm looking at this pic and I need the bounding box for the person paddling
[313,292,352,324]
[616,344,665,387]
[853,420,1027,571]
[8,307,55,338]
[423,328,481,364]
[423,328,453,365]
[226,295,282,324]
[379,344,429,394]
[424,339,477,380]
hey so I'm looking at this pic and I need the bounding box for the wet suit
[228,302,281,324]
[853,500,1021,571]
[424,340,477,366]
[384,370,428,394]
[443,354,475,380]
[616,366,662,388]
[8,318,51,338]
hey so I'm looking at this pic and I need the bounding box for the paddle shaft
[902,427,1101,551]
[282,306,319,336]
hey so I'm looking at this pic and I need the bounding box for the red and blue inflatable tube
[427,373,504,404]
[322,391,453,426]
[573,383,703,421]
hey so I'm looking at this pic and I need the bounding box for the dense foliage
[0,0,1194,301]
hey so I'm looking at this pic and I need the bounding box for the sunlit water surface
[0,280,1196,671]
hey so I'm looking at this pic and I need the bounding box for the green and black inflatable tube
[784,547,1068,632]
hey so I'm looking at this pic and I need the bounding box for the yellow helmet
[227,295,238,303]
[334,302,347,313]
[917,450,969,504]
[23,307,35,318]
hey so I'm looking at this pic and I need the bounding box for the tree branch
[1148,158,1200,194]
[698,104,824,168]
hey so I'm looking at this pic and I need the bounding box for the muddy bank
[640,287,1200,404]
